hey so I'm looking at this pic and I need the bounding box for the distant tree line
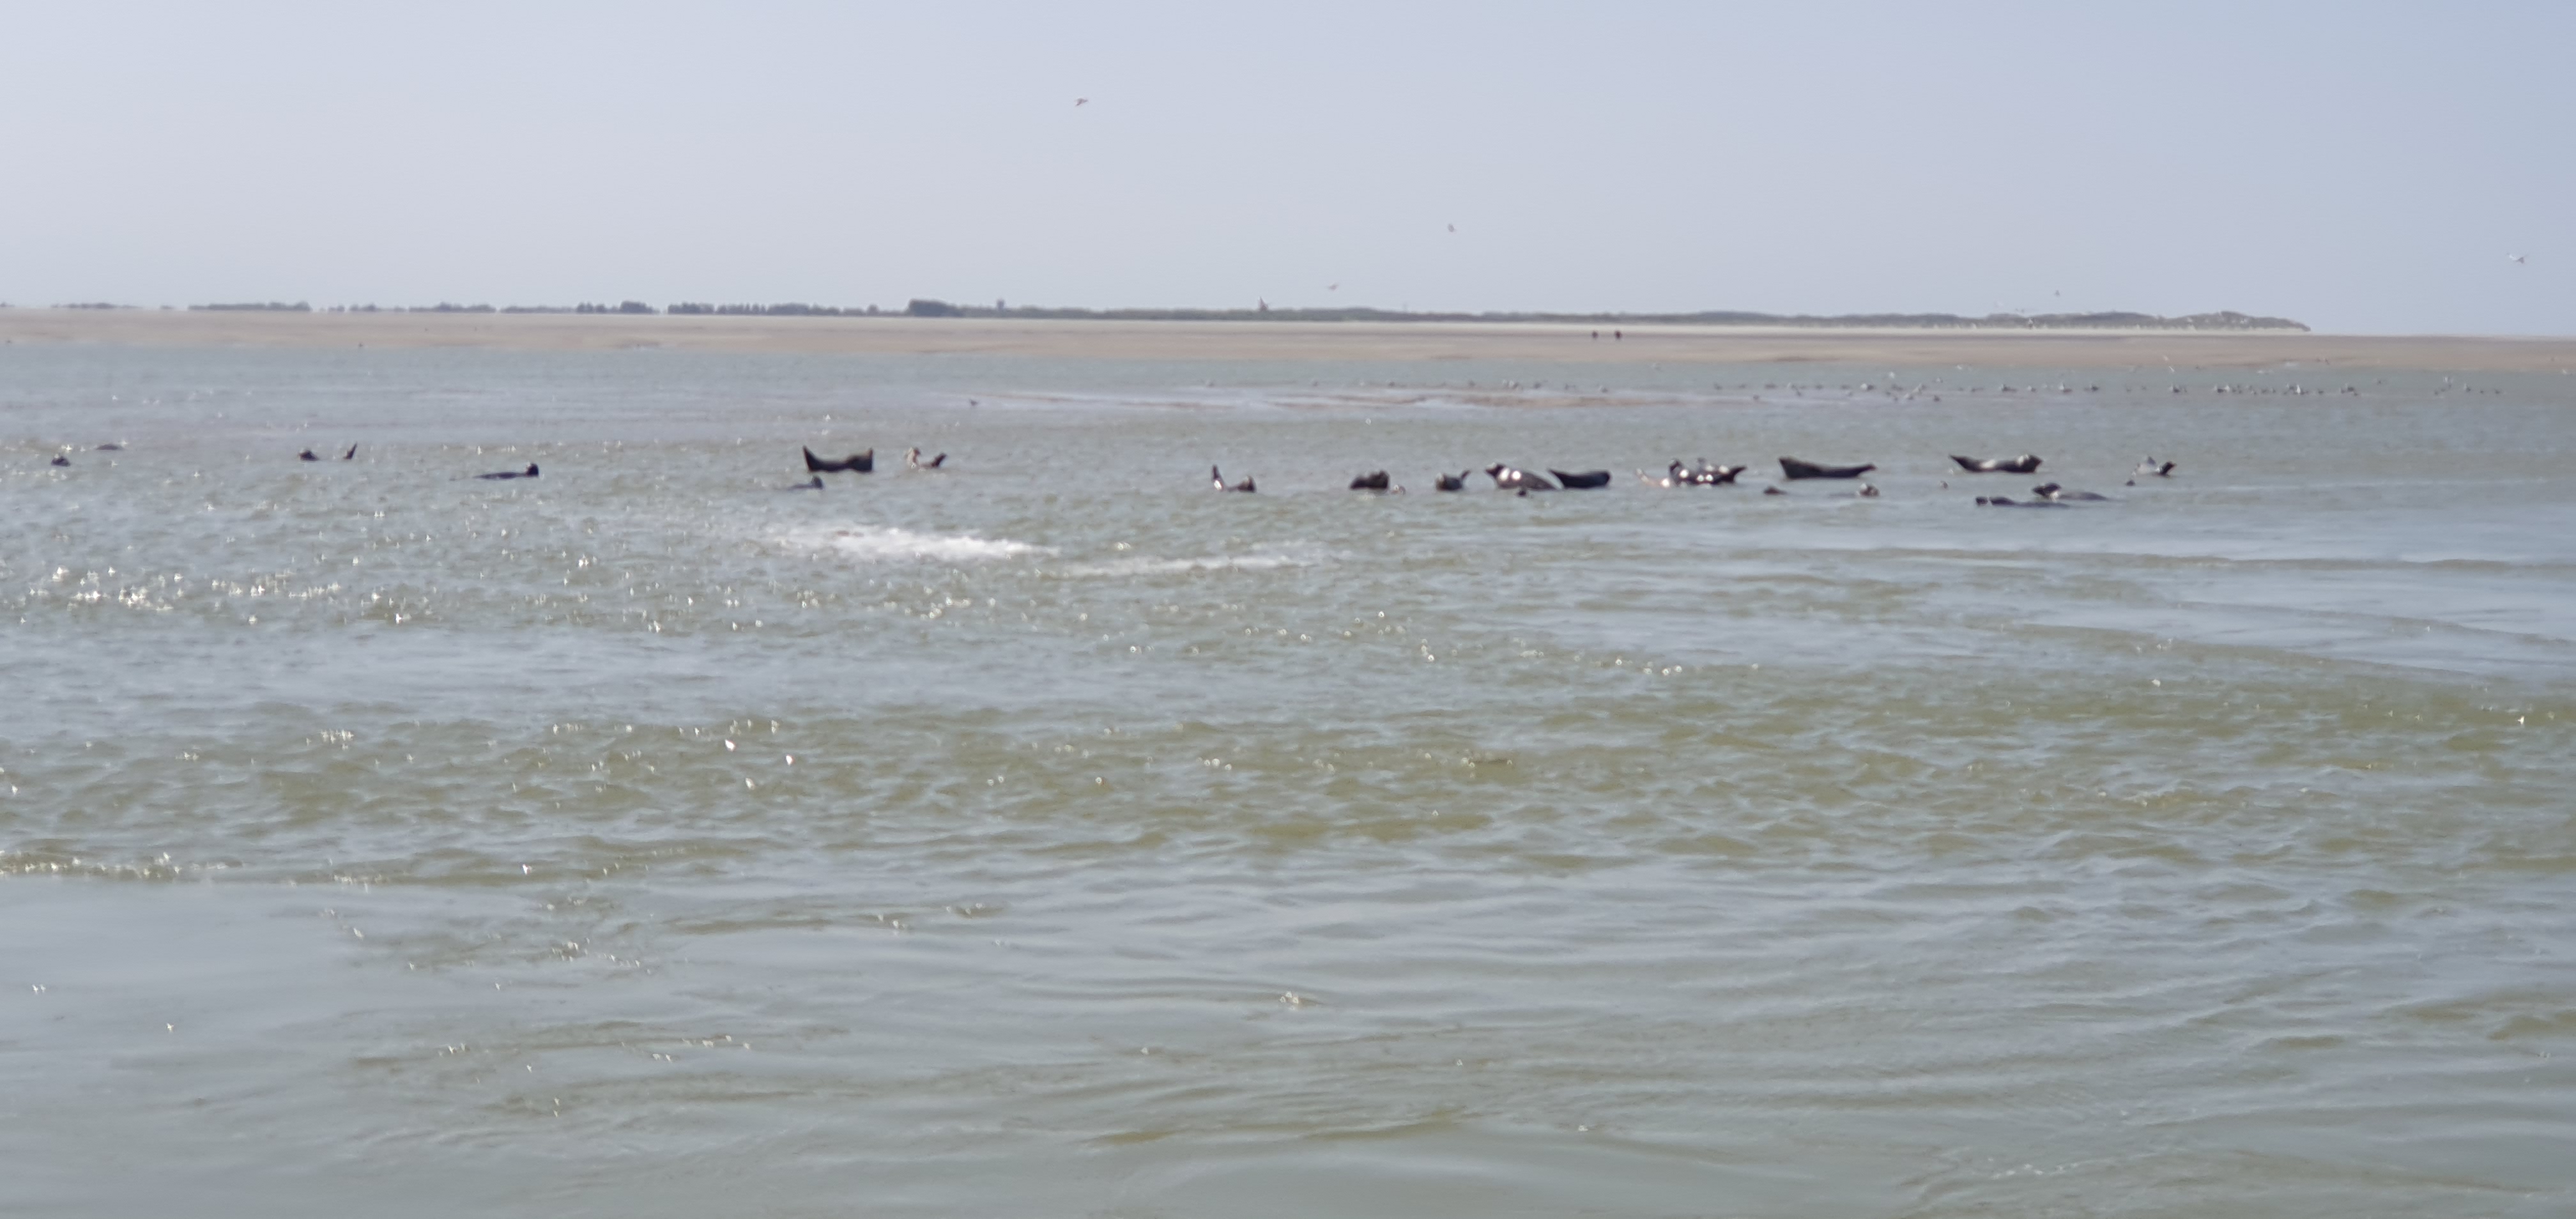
[667,302,885,316]
[191,302,310,312]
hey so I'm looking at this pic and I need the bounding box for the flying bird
[1446,223,1455,233]
[1325,282,1338,291]
[2508,252,2529,265]
[1074,98,1088,107]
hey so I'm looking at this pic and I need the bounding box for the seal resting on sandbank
[804,447,873,473]
[1951,454,2043,474]
[477,463,539,480]
[1779,457,1876,480]
[2032,482,2110,502]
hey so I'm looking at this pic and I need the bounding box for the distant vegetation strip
[37,299,2306,331]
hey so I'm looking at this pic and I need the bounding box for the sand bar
[4,307,2573,372]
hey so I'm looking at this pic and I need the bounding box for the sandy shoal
[4,308,2573,372]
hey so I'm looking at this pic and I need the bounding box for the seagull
[1074,98,1088,107]
[1446,223,1455,233]
[2508,253,2529,265]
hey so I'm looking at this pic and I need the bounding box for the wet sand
[5,306,2573,370]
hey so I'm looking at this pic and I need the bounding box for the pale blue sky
[3,2,2568,332]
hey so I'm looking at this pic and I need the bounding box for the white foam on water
[776,525,1053,564]
[1058,548,1324,578]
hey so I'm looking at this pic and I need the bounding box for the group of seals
[1640,459,1747,487]
[297,444,360,462]
[801,445,950,475]
[1349,470,1400,492]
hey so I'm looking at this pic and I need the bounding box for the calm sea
[4,344,2572,1217]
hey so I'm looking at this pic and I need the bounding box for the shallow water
[4,346,2573,1217]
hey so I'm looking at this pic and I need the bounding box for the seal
[1950,454,2043,474]
[905,447,947,470]
[2135,457,2177,478]
[1433,470,1470,492]
[2032,482,2110,502]
[804,447,874,473]
[477,463,539,480]
[784,475,825,491]
[298,448,320,461]
[1211,465,1255,493]
[1779,457,1877,480]
[1485,464,1556,491]
[1349,470,1391,491]
[49,455,70,467]
[1549,468,1613,490]
[342,443,358,461]
[1974,494,2066,508]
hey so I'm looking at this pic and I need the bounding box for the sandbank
[3,307,2572,372]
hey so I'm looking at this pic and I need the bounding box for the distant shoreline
[4,307,2572,371]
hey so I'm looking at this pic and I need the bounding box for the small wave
[777,525,1052,564]
[1059,550,1319,578]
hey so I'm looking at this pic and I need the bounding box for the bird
[1446,223,1455,233]
[1075,98,1088,107]
[2508,253,2529,265]
[1325,283,1338,291]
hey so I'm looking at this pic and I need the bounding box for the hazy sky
[4,2,2568,333]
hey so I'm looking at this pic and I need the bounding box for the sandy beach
[4,307,2572,371]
